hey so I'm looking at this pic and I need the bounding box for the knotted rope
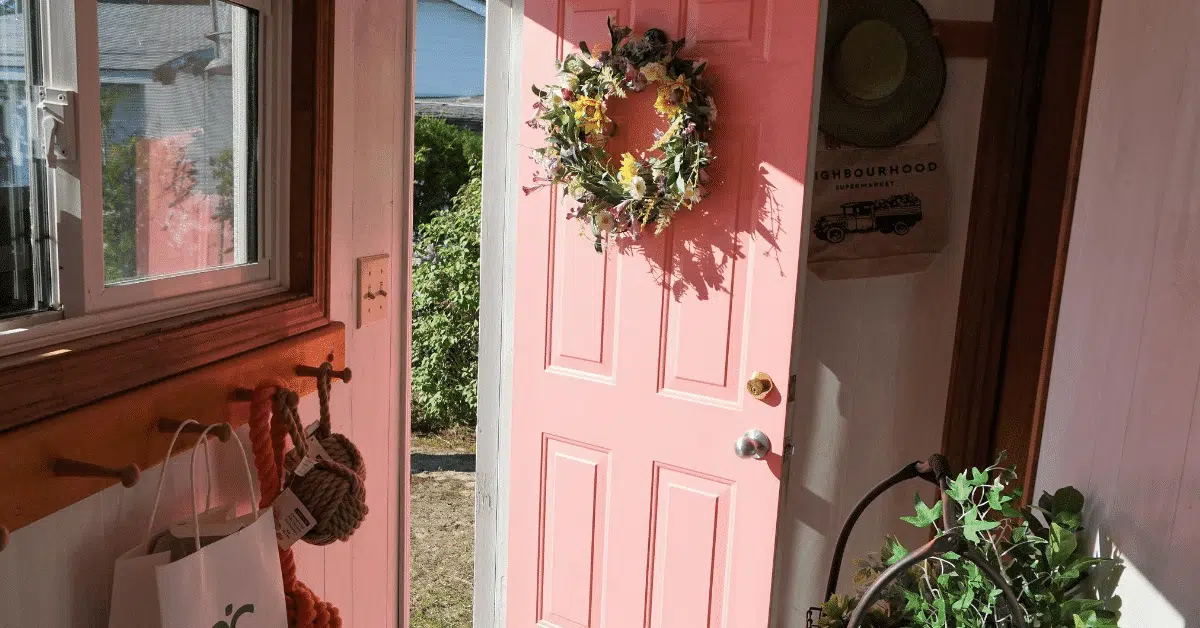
[306,363,366,480]
[277,390,369,545]
[249,383,341,628]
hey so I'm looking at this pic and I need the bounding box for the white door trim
[474,0,523,623]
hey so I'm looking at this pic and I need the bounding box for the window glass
[0,0,42,318]
[98,0,259,285]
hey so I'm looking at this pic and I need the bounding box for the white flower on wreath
[550,92,565,108]
[682,185,705,205]
[641,62,668,83]
[628,175,648,200]
[595,210,617,233]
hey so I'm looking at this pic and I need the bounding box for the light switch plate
[357,254,390,328]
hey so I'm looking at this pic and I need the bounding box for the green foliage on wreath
[819,457,1122,628]
[526,17,716,251]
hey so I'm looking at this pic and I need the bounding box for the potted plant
[816,457,1122,628]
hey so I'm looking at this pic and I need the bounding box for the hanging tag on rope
[274,488,317,549]
[293,455,317,477]
[306,434,333,464]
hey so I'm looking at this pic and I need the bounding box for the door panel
[537,437,611,627]
[509,0,821,624]
[646,464,734,628]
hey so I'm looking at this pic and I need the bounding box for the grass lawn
[410,428,476,627]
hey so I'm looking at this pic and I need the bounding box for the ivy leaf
[970,467,990,487]
[951,586,975,611]
[579,40,591,56]
[885,536,909,566]
[947,474,973,502]
[901,492,943,528]
[961,506,1000,543]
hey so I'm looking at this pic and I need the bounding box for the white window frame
[0,0,292,357]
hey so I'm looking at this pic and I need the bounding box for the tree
[411,175,481,431]
[100,85,140,281]
[413,116,482,227]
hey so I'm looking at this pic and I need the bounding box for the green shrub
[411,176,481,432]
[413,116,482,227]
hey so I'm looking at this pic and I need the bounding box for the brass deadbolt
[746,371,775,400]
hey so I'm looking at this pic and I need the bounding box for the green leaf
[1047,522,1079,568]
[901,493,943,528]
[579,40,591,56]
[961,506,1001,543]
[970,467,990,487]
[1053,486,1086,517]
[884,536,909,566]
[947,474,973,502]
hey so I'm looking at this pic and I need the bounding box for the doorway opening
[408,0,486,624]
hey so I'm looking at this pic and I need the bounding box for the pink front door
[507,0,821,625]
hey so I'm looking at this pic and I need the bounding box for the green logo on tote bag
[213,603,255,628]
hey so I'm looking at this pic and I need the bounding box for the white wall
[1035,0,1200,625]
[0,1,412,625]
[771,2,991,623]
[415,0,486,98]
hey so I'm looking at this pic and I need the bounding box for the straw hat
[819,0,946,148]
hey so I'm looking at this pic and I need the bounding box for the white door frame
[474,0,523,623]
[471,0,829,624]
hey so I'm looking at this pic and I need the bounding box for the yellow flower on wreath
[619,153,639,184]
[641,62,668,83]
[571,96,608,135]
[655,76,692,117]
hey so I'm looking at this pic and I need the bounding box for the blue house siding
[415,0,486,98]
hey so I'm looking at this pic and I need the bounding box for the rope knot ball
[275,376,369,546]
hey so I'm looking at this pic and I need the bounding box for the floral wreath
[525,18,717,252]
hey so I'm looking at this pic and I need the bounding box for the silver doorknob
[734,429,772,460]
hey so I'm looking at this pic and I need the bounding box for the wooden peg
[295,362,352,383]
[51,458,141,488]
[157,418,233,442]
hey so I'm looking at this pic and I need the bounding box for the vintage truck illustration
[813,194,924,244]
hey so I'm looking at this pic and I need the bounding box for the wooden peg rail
[51,458,142,488]
[0,323,347,538]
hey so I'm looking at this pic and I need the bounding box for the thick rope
[249,383,342,628]
[290,363,366,481]
[277,392,368,545]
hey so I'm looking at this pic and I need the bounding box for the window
[0,0,290,356]
[0,0,331,431]
[1,0,44,321]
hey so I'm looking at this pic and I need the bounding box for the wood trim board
[0,323,346,538]
[991,0,1103,498]
[943,2,1052,478]
[943,1,1102,490]
[933,19,994,59]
